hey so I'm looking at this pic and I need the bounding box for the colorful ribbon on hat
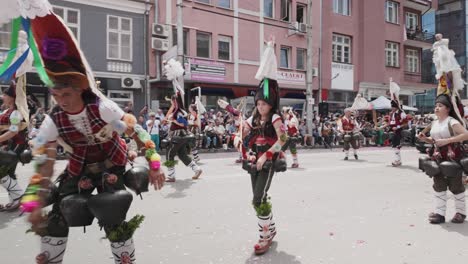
[263,78,269,99]
[0,17,53,87]
[0,17,21,77]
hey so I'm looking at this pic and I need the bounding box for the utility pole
[306,0,314,135]
[176,0,185,103]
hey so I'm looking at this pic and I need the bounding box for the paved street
[1,148,468,264]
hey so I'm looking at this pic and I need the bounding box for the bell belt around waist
[84,159,115,174]
[253,144,272,154]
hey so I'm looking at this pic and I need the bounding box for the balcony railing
[406,29,435,44]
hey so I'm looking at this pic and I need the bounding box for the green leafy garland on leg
[254,200,272,217]
[105,214,145,242]
[163,160,178,168]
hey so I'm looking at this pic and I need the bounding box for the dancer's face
[51,87,84,113]
[1,94,14,107]
[256,100,272,117]
[434,102,449,118]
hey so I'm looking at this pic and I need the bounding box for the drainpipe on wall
[144,1,150,107]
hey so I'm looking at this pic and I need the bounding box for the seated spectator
[299,120,312,146]
[215,120,226,149]
[204,120,217,149]
[225,120,237,148]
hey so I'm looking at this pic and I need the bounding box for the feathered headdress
[389,77,402,110]
[254,40,280,111]
[0,1,106,99]
[195,96,206,115]
[351,94,371,110]
[164,58,185,96]
[432,34,466,127]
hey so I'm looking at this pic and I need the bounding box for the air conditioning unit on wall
[312,67,319,77]
[289,21,307,35]
[297,22,307,33]
[152,38,169,51]
[121,77,142,89]
[152,24,169,37]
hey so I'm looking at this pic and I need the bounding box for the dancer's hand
[128,150,138,161]
[256,155,267,171]
[435,138,450,147]
[417,132,426,140]
[28,207,46,228]
[149,169,165,190]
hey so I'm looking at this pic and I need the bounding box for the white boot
[110,238,136,264]
[166,166,176,182]
[189,161,202,180]
[454,192,466,216]
[36,236,68,264]
[0,175,23,210]
[392,148,401,166]
[254,213,273,255]
[192,149,200,163]
[292,155,299,168]
[434,191,447,216]
[268,213,276,240]
[344,150,349,160]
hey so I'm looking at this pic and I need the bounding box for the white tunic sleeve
[272,114,281,124]
[8,110,23,132]
[99,99,125,123]
[36,115,59,142]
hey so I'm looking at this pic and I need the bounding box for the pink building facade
[152,0,314,110]
[151,0,436,112]
[321,0,438,111]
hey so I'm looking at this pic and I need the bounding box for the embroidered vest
[341,117,355,132]
[287,116,298,136]
[50,101,127,177]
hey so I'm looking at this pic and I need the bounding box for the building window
[296,48,306,70]
[196,0,210,4]
[385,1,399,24]
[218,35,231,61]
[280,46,291,68]
[0,22,11,50]
[405,12,419,31]
[172,27,189,55]
[264,0,274,18]
[332,34,351,63]
[217,0,230,8]
[385,41,399,67]
[406,48,419,73]
[296,5,306,23]
[333,0,351,16]
[197,31,211,58]
[107,90,134,109]
[107,15,132,61]
[280,0,291,22]
[53,6,80,40]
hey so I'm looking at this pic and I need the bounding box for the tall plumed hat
[432,34,466,126]
[0,1,105,99]
[254,38,280,111]
[389,77,401,110]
